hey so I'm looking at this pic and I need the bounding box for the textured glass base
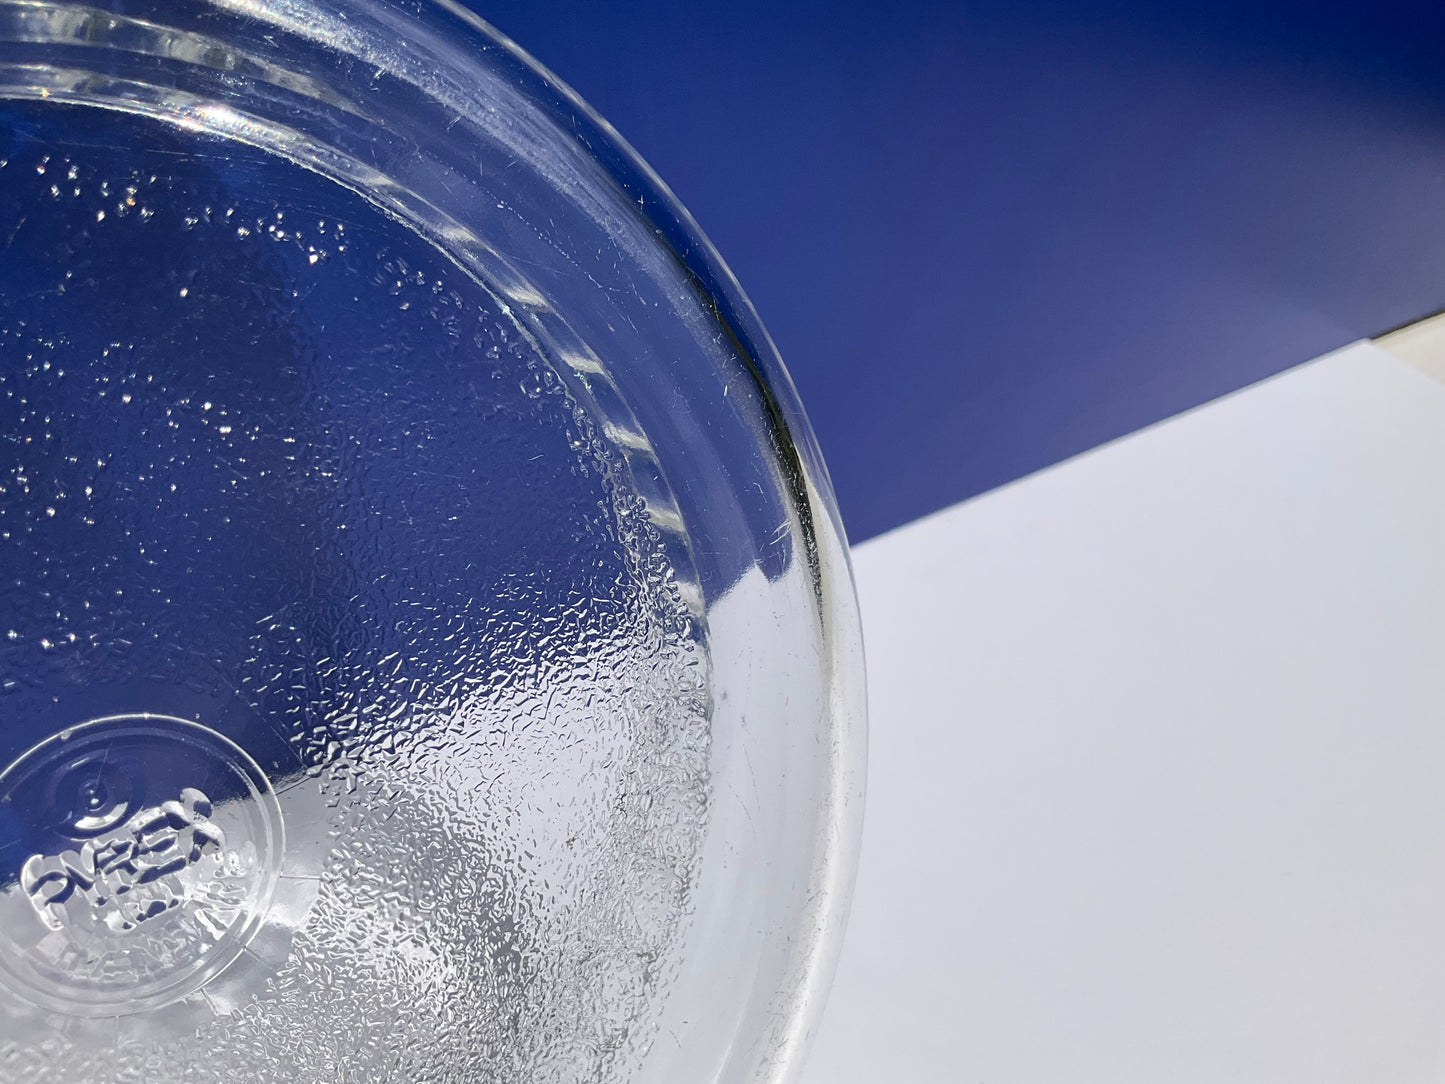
[0,103,709,1080]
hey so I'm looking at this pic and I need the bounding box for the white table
[802,337,1445,1083]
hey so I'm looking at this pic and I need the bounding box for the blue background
[475,0,1445,541]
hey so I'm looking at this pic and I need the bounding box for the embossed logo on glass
[0,715,286,1018]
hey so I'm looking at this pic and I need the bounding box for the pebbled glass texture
[0,2,866,1082]
[0,105,709,1081]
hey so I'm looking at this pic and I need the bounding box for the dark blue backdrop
[476,0,1445,541]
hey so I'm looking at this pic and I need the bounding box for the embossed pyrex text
[19,788,226,933]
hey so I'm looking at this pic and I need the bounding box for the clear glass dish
[0,0,865,1081]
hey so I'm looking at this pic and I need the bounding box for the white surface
[1377,310,1445,384]
[802,342,1445,1083]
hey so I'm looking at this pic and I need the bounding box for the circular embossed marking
[0,715,285,1018]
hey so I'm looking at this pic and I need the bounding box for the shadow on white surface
[802,342,1445,1083]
